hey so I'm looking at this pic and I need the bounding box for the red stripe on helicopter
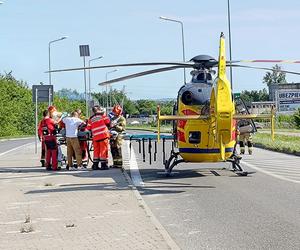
[247,60,300,63]
[178,120,187,129]
[232,120,237,140]
[177,130,186,143]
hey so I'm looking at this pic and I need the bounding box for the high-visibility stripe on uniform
[92,125,107,132]
[93,130,108,136]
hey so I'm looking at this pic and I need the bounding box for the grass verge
[254,133,300,156]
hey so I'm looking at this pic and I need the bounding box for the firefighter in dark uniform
[109,105,126,167]
[237,109,254,155]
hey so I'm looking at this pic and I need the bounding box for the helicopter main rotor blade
[98,65,189,86]
[231,64,300,76]
[46,62,194,73]
[231,60,300,64]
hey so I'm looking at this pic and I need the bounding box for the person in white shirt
[62,111,84,170]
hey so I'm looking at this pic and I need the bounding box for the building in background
[269,83,300,113]
[250,101,275,114]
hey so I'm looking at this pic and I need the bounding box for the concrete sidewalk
[0,143,178,250]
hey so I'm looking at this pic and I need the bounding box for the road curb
[0,136,34,142]
[121,168,181,250]
[254,144,300,157]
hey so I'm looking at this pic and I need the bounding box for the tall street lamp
[48,36,68,86]
[105,69,118,112]
[159,16,186,83]
[88,56,103,110]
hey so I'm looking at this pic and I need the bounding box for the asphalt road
[123,131,300,250]
[0,137,34,155]
[1,135,299,249]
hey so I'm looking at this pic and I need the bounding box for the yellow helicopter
[48,32,300,176]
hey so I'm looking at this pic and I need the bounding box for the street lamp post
[88,56,103,112]
[48,36,68,86]
[159,16,186,83]
[105,69,118,112]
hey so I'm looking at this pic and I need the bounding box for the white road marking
[0,142,34,157]
[125,141,144,187]
[242,160,300,184]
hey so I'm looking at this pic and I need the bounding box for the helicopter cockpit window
[197,73,205,81]
[189,131,201,144]
[192,72,213,84]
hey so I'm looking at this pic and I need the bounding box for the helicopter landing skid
[227,154,249,176]
[164,151,185,176]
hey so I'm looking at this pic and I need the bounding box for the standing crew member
[43,108,59,171]
[38,110,49,167]
[75,108,89,168]
[48,105,65,166]
[237,109,254,155]
[62,111,85,170]
[110,105,126,168]
[87,106,110,170]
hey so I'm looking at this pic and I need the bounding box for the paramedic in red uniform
[38,110,49,167]
[43,111,59,171]
[87,106,110,170]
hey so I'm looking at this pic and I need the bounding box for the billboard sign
[277,89,300,112]
[32,85,53,103]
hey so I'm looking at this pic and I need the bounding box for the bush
[0,73,86,137]
[293,108,300,129]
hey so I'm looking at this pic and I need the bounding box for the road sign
[32,84,54,154]
[233,93,241,99]
[277,89,300,112]
[79,45,90,57]
[32,85,53,103]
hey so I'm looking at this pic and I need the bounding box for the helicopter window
[207,73,212,80]
[189,131,201,144]
[197,73,205,81]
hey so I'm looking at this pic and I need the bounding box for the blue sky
[1,0,300,99]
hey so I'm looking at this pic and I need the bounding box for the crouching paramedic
[110,105,126,167]
[87,106,110,170]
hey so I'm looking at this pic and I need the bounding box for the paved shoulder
[0,143,172,250]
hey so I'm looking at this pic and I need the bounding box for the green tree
[263,64,287,87]
[0,73,35,136]
[92,89,138,115]
[56,88,84,100]
[0,74,87,137]
[240,88,269,102]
